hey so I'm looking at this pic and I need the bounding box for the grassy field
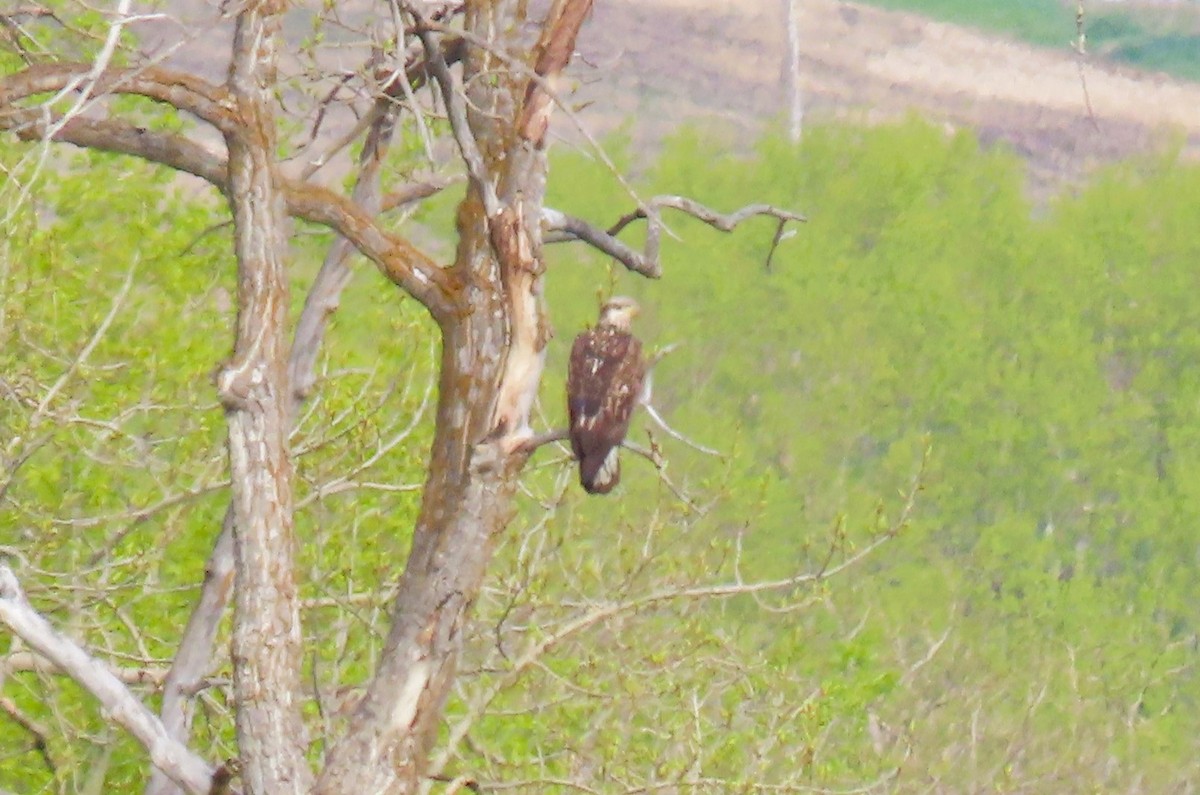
[860,0,1200,81]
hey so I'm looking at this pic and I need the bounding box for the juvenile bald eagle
[567,297,646,494]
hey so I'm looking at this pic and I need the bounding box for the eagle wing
[567,328,645,494]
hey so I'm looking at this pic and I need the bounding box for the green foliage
[530,118,1200,788]
[7,105,1200,791]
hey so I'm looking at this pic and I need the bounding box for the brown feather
[567,326,645,494]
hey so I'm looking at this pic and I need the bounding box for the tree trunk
[218,2,311,792]
[314,3,560,789]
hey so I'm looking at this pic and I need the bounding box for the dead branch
[543,198,806,277]
[146,511,234,795]
[540,207,653,275]
[516,428,568,455]
[642,402,721,458]
[0,566,216,795]
[290,91,405,405]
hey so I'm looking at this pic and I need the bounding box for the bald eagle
[567,297,646,494]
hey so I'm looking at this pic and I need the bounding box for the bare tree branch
[0,63,237,134]
[0,565,215,795]
[642,402,721,457]
[541,207,656,276]
[382,174,464,212]
[218,1,312,791]
[4,112,226,185]
[0,78,457,322]
[544,198,806,277]
[146,511,234,795]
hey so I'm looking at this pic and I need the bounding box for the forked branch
[544,197,806,277]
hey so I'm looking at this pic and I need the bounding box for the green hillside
[5,116,1200,790]
[861,0,1200,81]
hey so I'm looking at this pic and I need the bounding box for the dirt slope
[571,0,1200,188]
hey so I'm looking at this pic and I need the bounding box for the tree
[0,2,830,793]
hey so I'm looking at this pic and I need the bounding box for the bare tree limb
[543,198,805,276]
[0,565,215,795]
[0,81,457,322]
[608,197,807,235]
[0,62,236,134]
[146,511,234,795]
[4,112,226,185]
[642,402,721,458]
[541,207,655,276]
[381,174,464,212]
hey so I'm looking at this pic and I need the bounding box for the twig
[2,650,169,686]
[381,174,464,212]
[6,259,136,458]
[641,402,721,458]
[0,693,56,773]
[1073,0,1100,132]
[428,773,483,794]
[516,428,568,455]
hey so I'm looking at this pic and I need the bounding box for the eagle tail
[580,446,620,494]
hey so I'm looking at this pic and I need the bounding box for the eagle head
[597,296,640,331]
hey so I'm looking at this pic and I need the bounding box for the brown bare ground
[571,0,1200,190]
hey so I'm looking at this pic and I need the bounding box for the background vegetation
[859,0,1200,81]
[4,114,1200,791]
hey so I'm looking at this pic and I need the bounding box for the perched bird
[567,296,647,494]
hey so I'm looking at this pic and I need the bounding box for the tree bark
[313,2,584,791]
[217,2,312,792]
